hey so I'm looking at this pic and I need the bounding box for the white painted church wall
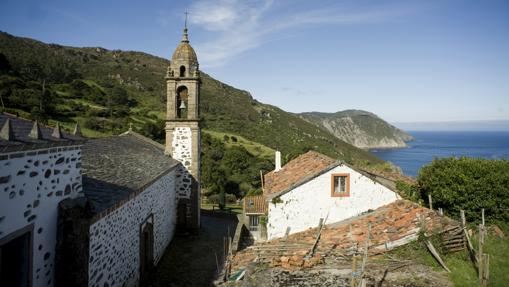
[172,127,192,199]
[87,170,177,287]
[0,146,83,287]
[267,165,400,240]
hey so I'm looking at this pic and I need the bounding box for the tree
[417,157,509,223]
[0,53,11,73]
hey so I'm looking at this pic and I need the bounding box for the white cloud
[187,0,420,68]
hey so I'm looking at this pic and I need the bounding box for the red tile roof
[243,195,268,214]
[263,151,338,196]
[231,200,458,271]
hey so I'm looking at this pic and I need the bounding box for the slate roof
[263,151,339,197]
[82,131,179,213]
[243,195,268,214]
[0,113,84,153]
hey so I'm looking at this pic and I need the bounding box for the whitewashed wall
[172,127,192,199]
[87,170,176,287]
[0,146,83,287]
[267,165,399,240]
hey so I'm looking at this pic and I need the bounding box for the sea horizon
[371,130,509,177]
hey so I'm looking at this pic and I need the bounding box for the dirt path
[143,214,238,287]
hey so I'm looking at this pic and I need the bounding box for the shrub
[207,193,237,205]
[417,157,509,222]
[396,181,420,203]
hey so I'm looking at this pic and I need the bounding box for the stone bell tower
[165,21,201,230]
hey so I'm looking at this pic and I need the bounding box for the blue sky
[1,0,508,123]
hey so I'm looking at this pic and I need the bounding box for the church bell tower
[165,20,201,230]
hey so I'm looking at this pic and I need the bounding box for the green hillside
[0,30,381,166]
[204,130,275,160]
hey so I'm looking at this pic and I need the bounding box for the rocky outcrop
[298,110,414,149]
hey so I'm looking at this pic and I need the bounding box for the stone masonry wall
[87,170,176,287]
[171,127,192,199]
[0,146,83,287]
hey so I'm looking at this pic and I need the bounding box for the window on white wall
[331,173,350,197]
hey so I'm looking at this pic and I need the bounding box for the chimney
[275,150,281,172]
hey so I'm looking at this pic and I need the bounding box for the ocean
[371,131,509,177]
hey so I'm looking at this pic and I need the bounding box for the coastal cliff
[298,110,413,149]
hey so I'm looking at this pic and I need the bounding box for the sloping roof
[263,151,339,197]
[231,200,458,271]
[243,195,268,214]
[0,113,84,153]
[263,150,401,199]
[82,131,179,213]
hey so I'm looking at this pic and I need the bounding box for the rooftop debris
[230,200,458,273]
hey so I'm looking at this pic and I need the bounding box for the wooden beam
[425,240,451,273]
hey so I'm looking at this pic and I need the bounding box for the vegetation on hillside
[0,31,381,164]
[201,132,273,200]
[0,31,387,199]
[417,157,509,223]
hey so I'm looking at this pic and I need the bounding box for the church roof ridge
[120,129,165,151]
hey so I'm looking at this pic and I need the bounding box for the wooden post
[483,254,490,286]
[481,209,485,226]
[357,223,371,286]
[461,210,476,260]
[478,224,485,287]
[260,170,264,192]
[215,252,220,274]
[284,227,290,240]
[351,256,358,287]
[425,240,451,273]
[428,194,433,210]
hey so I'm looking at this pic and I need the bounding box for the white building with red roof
[259,151,400,240]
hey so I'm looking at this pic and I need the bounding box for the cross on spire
[181,10,190,43]
[184,10,189,30]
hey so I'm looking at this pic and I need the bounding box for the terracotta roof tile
[243,195,268,214]
[263,151,338,196]
[231,200,459,271]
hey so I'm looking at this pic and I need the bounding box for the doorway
[0,224,33,287]
[139,215,154,280]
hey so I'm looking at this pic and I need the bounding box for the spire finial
[185,9,189,30]
[73,122,82,137]
[182,10,190,43]
[52,122,62,139]
[0,118,14,141]
[29,120,43,139]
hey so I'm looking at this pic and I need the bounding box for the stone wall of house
[267,165,400,240]
[0,146,83,287]
[87,170,176,287]
[172,127,192,199]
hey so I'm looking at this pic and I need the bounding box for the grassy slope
[204,129,275,160]
[0,30,382,166]
[390,225,509,286]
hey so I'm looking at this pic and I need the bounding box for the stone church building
[0,25,201,287]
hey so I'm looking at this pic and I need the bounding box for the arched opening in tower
[179,66,186,77]
[176,86,189,119]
